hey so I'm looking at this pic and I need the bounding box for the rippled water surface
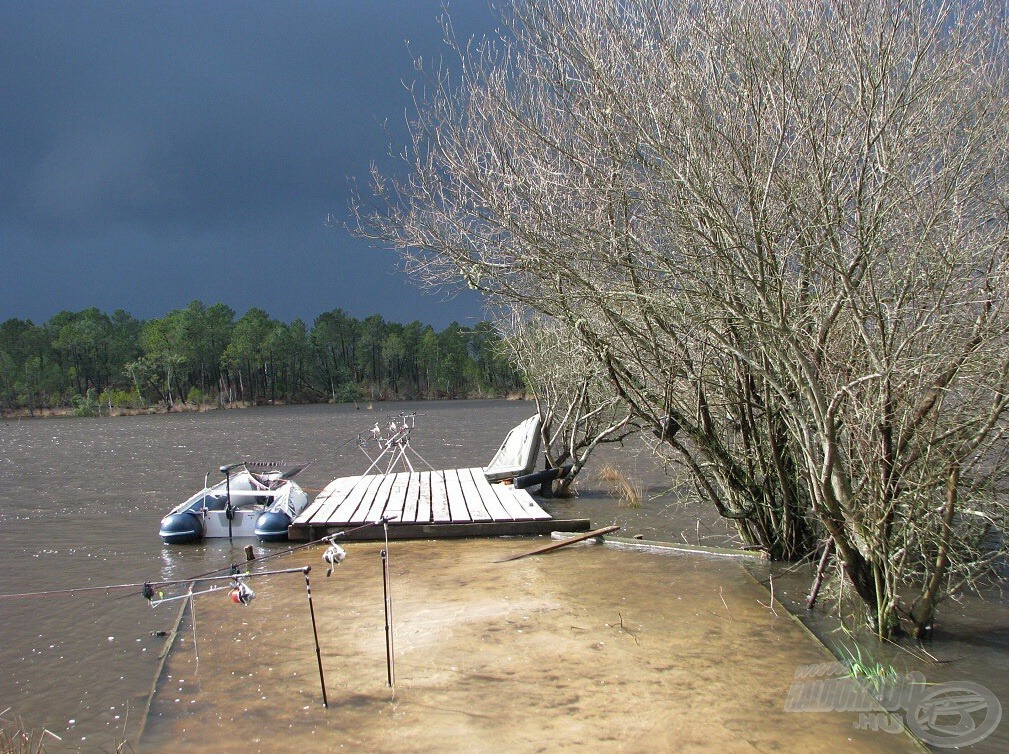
[0,401,541,749]
[0,400,1005,752]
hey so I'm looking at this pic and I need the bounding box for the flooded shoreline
[140,539,923,754]
[1,401,1005,752]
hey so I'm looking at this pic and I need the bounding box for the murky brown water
[0,401,539,750]
[0,400,1003,752]
[140,540,920,754]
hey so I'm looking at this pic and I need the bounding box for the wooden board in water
[495,525,622,562]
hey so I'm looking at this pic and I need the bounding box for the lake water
[0,400,1005,752]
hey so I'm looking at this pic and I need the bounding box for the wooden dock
[288,467,591,541]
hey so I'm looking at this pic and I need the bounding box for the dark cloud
[0,1,497,327]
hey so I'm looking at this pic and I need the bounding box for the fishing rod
[358,413,439,476]
[380,518,396,691]
[0,568,277,601]
[181,516,397,582]
[0,581,156,600]
[331,411,428,453]
[0,517,396,601]
[146,565,332,708]
[146,565,309,590]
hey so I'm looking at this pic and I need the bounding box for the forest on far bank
[0,302,523,415]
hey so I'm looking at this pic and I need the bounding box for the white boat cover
[483,415,541,481]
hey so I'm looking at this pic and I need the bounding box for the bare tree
[499,308,637,495]
[357,0,1009,638]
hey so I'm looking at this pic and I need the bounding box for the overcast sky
[1,1,499,329]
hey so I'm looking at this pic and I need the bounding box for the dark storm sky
[1,1,498,329]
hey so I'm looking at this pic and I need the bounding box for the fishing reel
[229,578,255,605]
[323,542,347,577]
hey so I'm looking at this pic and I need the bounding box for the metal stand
[381,521,396,690]
[302,566,329,708]
[359,412,438,476]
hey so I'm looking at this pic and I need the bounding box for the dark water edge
[1,400,1006,752]
[744,562,1009,754]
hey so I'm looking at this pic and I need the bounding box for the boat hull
[202,509,260,539]
[254,511,293,541]
[159,512,204,544]
[159,509,288,543]
[160,468,310,543]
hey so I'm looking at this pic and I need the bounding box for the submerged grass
[836,642,903,696]
[0,713,58,754]
[598,463,643,508]
[1,707,133,754]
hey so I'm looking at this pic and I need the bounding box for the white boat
[159,461,311,544]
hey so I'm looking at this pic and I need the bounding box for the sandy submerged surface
[140,538,922,753]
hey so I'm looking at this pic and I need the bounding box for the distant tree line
[0,303,523,415]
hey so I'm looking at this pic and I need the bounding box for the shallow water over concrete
[141,539,921,753]
[1,400,1003,752]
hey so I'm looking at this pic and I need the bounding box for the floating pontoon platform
[289,414,591,541]
[288,467,590,541]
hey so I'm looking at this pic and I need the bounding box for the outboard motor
[254,511,292,542]
[159,512,204,544]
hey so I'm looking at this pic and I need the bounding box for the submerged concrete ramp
[140,539,927,754]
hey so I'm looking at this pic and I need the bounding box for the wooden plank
[496,486,530,519]
[346,475,380,523]
[512,487,553,520]
[288,518,593,542]
[467,469,513,521]
[491,484,552,521]
[485,479,519,521]
[444,468,470,522]
[304,475,361,524]
[355,472,398,523]
[401,471,422,524]
[296,478,343,524]
[353,473,387,522]
[320,475,372,523]
[417,471,433,523]
[430,470,452,522]
[495,525,621,562]
[382,471,412,523]
[458,467,493,521]
[341,474,386,524]
[294,497,327,524]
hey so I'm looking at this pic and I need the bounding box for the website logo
[785,661,1001,748]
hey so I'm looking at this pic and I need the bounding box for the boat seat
[194,494,228,511]
[483,415,542,482]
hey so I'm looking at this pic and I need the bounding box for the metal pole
[385,524,395,676]
[188,585,200,668]
[380,550,394,688]
[381,521,395,689]
[301,566,328,708]
[224,467,233,540]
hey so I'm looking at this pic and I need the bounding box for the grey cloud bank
[1,1,495,328]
